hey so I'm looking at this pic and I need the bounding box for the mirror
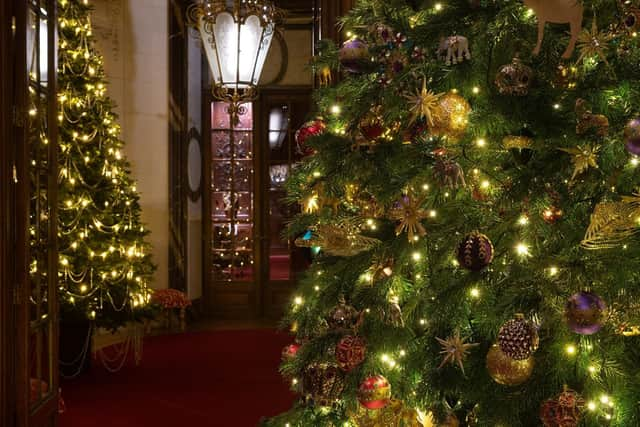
[187,128,202,201]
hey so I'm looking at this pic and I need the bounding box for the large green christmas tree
[268,0,640,425]
[57,0,155,331]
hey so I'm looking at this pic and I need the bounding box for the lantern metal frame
[187,0,283,123]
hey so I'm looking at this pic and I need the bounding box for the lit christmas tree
[57,0,155,331]
[268,0,640,425]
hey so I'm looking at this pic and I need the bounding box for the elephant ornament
[437,35,471,65]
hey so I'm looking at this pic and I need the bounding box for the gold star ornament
[436,330,479,374]
[559,145,599,181]
[576,19,612,66]
[389,193,428,242]
[405,78,443,126]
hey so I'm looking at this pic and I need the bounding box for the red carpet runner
[59,329,295,427]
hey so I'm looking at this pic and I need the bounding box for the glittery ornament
[610,298,640,337]
[559,144,600,182]
[622,6,640,32]
[581,193,640,249]
[282,343,301,361]
[495,57,533,96]
[498,314,539,360]
[327,297,361,332]
[456,232,494,272]
[295,119,325,157]
[486,344,534,386]
[542,207,563,224]
[565,291,606,335]
[295,222,381,256]
[624,117,640,155]
[350,399,424,427]
[540,388,585,427]
[302,362,346,407]
[335,335,366,371]
[358,375,391,410]
[575,98,609,137]
[339,38,369,74]
[552,64,578,90]
[360,117,385,142]
[502,132,534,165]
[430,93,471,140]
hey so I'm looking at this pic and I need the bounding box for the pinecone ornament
[498,314,539,360]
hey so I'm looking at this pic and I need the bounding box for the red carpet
[59,329,295,427]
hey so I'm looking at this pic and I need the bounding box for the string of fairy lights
[278,1,640,423]
[44,0,155,322]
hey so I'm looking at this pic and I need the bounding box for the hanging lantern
[188,0,279,90]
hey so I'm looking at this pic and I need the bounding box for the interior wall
[186,33,202,300]
[92,0,169,290]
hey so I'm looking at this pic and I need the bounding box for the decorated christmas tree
[268,0,640,425]
[57,0,155,331]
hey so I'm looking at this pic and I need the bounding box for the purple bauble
[625,139,640,156]
[624,118,640,155]
[565,291,607,335]
[456,231,494,272]
[339,38,369,74]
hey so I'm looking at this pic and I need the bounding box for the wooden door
[12,0,60,425]
[204,99,258,318]
[0,1,15,425]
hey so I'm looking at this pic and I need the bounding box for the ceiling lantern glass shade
[194,0,277,89]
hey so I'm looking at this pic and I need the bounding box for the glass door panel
[210,102,255,282]
[27,1,56,412]
[265,97,312,282]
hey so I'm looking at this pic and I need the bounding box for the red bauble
[295,119,325,157]
[357,375,391,410]
[282,343,301,361]
[335,335,366,371]
[360,122,384,142]
[456,232,494,272]
[542,207,563,224]
[540,388,585,427]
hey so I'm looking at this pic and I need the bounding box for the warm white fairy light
[515,243,530,257]
[470,287,480,298]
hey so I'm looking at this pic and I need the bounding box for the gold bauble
[422,411,459,427]
[430,92,471,140]
[351,399,425,427]
[486,344,534,386]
